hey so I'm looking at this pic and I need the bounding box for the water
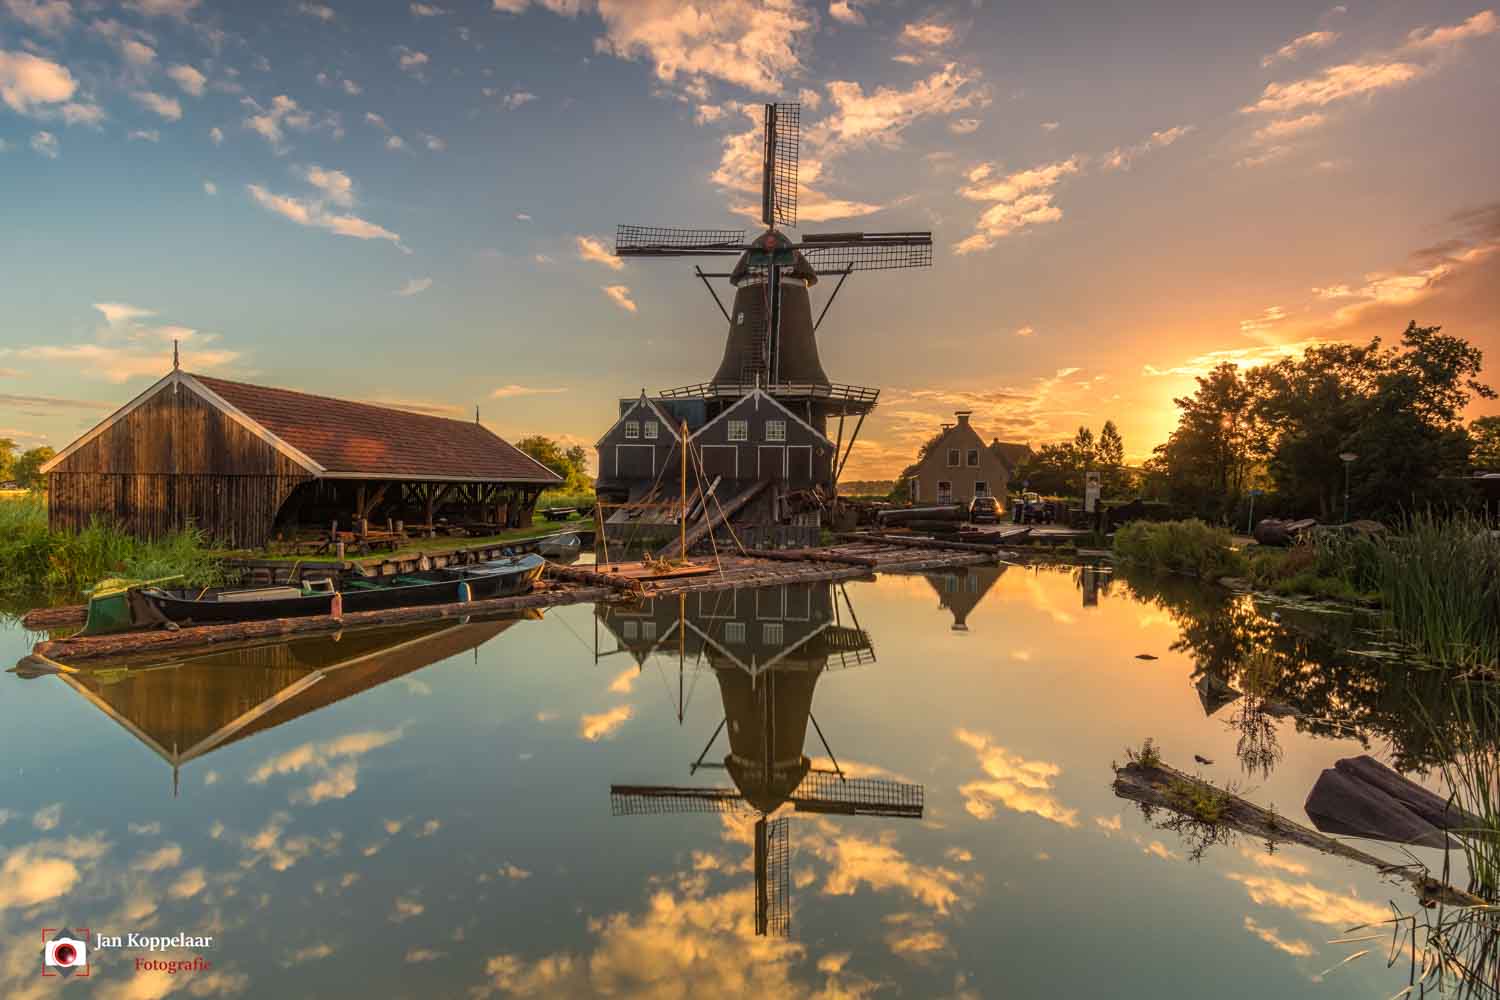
[0,565,1461,998]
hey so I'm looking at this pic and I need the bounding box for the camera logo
[42,926,90,978]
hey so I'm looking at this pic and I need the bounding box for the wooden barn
[42,368,561,548]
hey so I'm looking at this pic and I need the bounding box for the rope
[686,434,728,577]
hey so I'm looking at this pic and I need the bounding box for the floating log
[877,505,965,526]
[33,584,614,664]
[745,547,883,568]
[20,604,87,631]
[835,532,1011,556]
[543,561,642,594]
[1113,759,1483,908]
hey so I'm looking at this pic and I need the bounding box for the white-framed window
[975,481,989,497]
[937,480,953,504]
[967,449,980,467]
[624,421,640,440]
[765,419,786,442]
[728,419,748,442]
[724,621,746,644]
[641,620,657,640]
[623,620,639,639]
[762,622,784,645]
[643,421,658,440]
[947,448,960,467]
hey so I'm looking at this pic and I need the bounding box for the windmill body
[595,103,932,541]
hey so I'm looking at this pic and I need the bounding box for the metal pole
[680,419,689,559]
[1246,492,1254,535]
[1343,461,1350,523]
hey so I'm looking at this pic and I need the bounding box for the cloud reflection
[954,729,1079,828]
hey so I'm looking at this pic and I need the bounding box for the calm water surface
[0,565,1459,998]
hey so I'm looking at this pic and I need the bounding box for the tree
[1012,420,1129,498]
[1097,420,1125,494]
[1473,415,1500,470]
[11,447,53,489]
[516,435,593,494]
[1148,363,1260,520]
[0,437,16,482]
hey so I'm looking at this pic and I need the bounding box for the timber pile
[31,583,613,664]
[1113,759,1484,908]
[654,477,771,561]
[543,561,644,595]
[835,531,1019,555]
[745,547,883,568]
[20,604,87,630]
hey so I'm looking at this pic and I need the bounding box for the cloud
[1261,29,1340,68]
[948,117,980,135]
[239,812,343,871]
[396,46,429,76]
[1014,325,1036,337]
[818,64,984,154]
[168,866,206,898]
[490,384,567,399]
[601,285,637,313]
[33,803,62,830]
[247,183,403,248]
[391,896,425,922]
[0,834,109,910]
[242,94,314,151]
[1141,338,1331,378]
[579,703,633,740]
[132,90,182,121]
[1244,917,1314,958]
[954,156,1082,253]
[828,0,872,26]
[248,726,404,804]
[3,0,75,34]
[298,2,335,21]
[209,125,223,144]
[590,0,815,96]
[577,234,623,270]
[135,844,183,872]
[406,947,446,962]
[1100,124,1193,171]
[900,19,955,48]
[1040,120,1060,131]
[284,943,335,966]
[420,132,445,151]
[1242,61,1423,114]
[0,50,77,115]
[60,101,104,126]
[1405,9,1498,51]
[30,130,58,158]
[342,78,361,95]
[95,302,156,327]
[502,89,536,109]
[302,164,354,206]
[1094,814,1122,832]
[125,0,200,16]
[203,179,216,195]
[128,128,159,142]
[385,135,407,151]
[411,2,448,14]
[954,728,1079,827]
[396,277,432,296]
[819,833,965,914]
[166,63,206,96]
[1250,112,1325,144]
[1226,871,1388,929]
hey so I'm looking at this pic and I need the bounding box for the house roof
[990,440,1032,471]
[190,374,561,482]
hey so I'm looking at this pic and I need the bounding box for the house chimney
[955,410,972,426]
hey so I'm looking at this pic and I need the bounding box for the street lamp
[1338,452,1358,523]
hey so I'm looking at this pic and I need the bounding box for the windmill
[614,102,934,485]
[605,582,922,937]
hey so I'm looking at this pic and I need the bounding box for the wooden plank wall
[47,382,313,547]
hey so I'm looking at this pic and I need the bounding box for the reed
[1373,512,1500,672]
[1112,519,1245,579]
[0,494,223,600]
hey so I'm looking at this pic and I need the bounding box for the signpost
[1084,470,1101,514]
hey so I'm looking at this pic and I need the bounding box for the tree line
[0,440,55,490]
[1145,322,1495,523]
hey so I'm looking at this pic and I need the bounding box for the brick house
[905,411,1031,506]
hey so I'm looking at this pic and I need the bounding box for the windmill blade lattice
[763,103,799,229]
[789,772,925,818]
[756,815,792,937]
[610,784,748,816]
[614,225,747,257]
[798,232,933,273]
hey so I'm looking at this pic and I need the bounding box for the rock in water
[1135,653,1158,660]
[1193,755,1214,766]
[1304,758,1464,849]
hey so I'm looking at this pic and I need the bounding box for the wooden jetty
[24,539,1006,663]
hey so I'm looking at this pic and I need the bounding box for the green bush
[1113,519,1245,579]
[1245,532,1382,602]
[0,494,223,599]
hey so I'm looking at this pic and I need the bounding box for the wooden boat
[535,532,582,558]
[139,555,546,628]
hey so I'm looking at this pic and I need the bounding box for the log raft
[23,541,1005,661]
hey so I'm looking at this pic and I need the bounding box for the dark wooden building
[43,369,561,547]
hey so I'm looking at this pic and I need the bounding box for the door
[758,446,786,481]
[616,444,655,479]
[786,445,813,484]
[700,445,737,481]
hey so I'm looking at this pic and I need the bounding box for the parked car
[1015,491,1051,524]
[968,495,1001,523]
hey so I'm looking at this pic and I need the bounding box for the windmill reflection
[17,617,527,795]
[597,583,924,937]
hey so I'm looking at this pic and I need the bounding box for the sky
[1,0,1497,479]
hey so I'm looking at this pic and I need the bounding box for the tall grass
[1374,512,1500,672]
[1112,519,1245,579]
[0,494,223,600]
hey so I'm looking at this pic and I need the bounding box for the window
[967,449,980,467]
[728,419,748,442]
[624,421,640,440]
[947,448,960,467]
[937,481,953,503]
[975,481,989,497]
[724,621,746,644]
[623,620,638,639]
[643,421,658,440]
[909,478,920,502]
[765,419,786,442]
[641,620,657,641]
[762,622,784,645]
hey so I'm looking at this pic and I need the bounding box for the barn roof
[192,374,560,482]
[42,369,562,484]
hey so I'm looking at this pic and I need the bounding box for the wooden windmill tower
[614,102,934,485]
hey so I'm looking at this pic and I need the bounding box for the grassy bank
[0,494,223,600]
[1113,519,1244,579]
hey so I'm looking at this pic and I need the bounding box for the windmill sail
[755,815,792,936]
[762,103,799,229]
[798,232,934,272]
[615,225,747,257]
